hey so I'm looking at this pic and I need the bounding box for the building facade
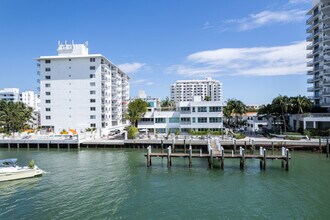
[307,0,330,107]
[37,42,129,134]
[138,98,223,134]
[0,88,20,102]
[170,77,222,102]
[20,91,40,111]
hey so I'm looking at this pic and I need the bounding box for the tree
[290,95,313,131]
[224,99,246,128]
[272,95,290,133]
[161,97,171,107]
[204,96,211,101]
[258,104,274,130]
[125,99,148,127]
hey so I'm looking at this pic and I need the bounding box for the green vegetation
[204,96,211,101]
[304,128,330,138]
[258,95,312,133]
[174,130,180,135]
[125,99,148,127]
[234,133,246,139]
[284,136,301,140]
[0,100,34,134]
[161,96,176,108]
[60,129,68,134]
[126,126,138,139]
[223,99,247,128]
[28,159,35,169]
[188,129,223,136]
[85,127,97,132]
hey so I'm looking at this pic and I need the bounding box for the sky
[0,0,312,104]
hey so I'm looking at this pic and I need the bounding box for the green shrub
[234,133,246,139]
[284,136,301,140]
[127,126,138,139]
[305,128,330,137]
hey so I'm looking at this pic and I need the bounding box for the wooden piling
[234,139,237,154]
[240,148,245,169]
[167,147,172,168]
[172,139,175,153]
[189,146,192,168]
[221,148,224,169]
[17,143,19,149]
[27,143,30,149]
[209,149,213,169]
[184,138,186,154]
[68,143,70,149]
[263,148,266,170]
[319,137,321,152]
[37,143,40,149]
[285,149,289,171]
[161,139,164,153]
[327,139,329,158]
[47,143,49,149]
[147,146,151,167]
[272,142,274,155]
[8,143,10,149]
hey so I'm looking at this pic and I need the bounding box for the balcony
[323,25,330,35]
[307,76,321,83]
[307,57,321,67]
[307,48,321,58]
[306,13,319,25]
[306,22,319,33]
[306,30,320,41]
[308,95,320,99]
[307,86,321,92]
[321,2,330,14]
[320,102,330,107]
[324,68,330,75]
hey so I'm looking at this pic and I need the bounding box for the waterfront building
[170,77,222,102]
[306,0,330,107]
[37,41,130,134]
[289,113,330,130]
[242,112,272,132]
[138,96,223,134]
[0,88,20,102]
[20,91,40,111]
[130,90,161,109]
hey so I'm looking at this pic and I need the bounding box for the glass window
[45,76,51,79]
[209,106,222,112]
[209,117,222,123]
[45,60,51,63]
[90,99,96,103]
[45,68,51,72]
[198,117,207,123]
[45,108,51,111]
[45,100,51,103]
[90,90,96,95]
[155,118,166,123]
[90,115,96,119]
[180,107,190,112]
[156,128,166,133]
[45,92,51,95]
[180,117,191,122]
[90,82,96,86]
[90,123,96,127]
[169,117,180,123]
[45,83,51,88]
[192,118,196,123]
[90,58,96,62]
[90,107,96,111]
[90,74,95,78]
[198,107,207,112]
[90,66,96,70]
[46,116,51,119]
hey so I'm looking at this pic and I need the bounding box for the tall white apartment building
[306,0,330,107]
[20,91,40,111]
[170,77,222,102]
[37,41,130,134]
[0,88,20,102]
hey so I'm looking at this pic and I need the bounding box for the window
[46,116,51,119]
[45,100,51,103]
[198,107,207,112]
[90,115,96,119]
[45,60,51,63]
[45,92,51,95]
[90,99,96,103]
[169,117,180,123]
[209,117,221,123]
[90,90,96,95]
[45,108,51,112]
[180,107,190,112]
[69,59,71,61]
[90,123,96,128]
[90,82,96,86]
[90,74,95,78]
[45,68,51,72]
[192,107,195,112]
[90,66,96,70]
[156,128,166,133]
[198,117,207,123]
[90,58,96,62]
[45,76,51,79]
[140,118,154,122]
[192,118,196,123]
[90,107,96,111]
[180,117,191,123]
[155,118,166,123]
[209,106,222,112]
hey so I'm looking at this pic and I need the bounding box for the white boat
[0,159,43,182]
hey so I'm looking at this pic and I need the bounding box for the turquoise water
[0,149,330,219]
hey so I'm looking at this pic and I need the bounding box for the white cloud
[222,9,306,31]
[167,41,308,77]
[118,62,145,74]
[131,79,154,86]
[288,0,309,4]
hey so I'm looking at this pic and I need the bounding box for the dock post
[147,146,151,167]
[189,146,192,168]
[68,143,70,149]
[27,143,29,149]
[281,147,285,168]
[272,142,274,155]
[167,147,172,167]
[209,149,213,169]
[263,148,266,170]
[319,137,322,152]
[161,139,164,153]
[47,143,49,150]
[251,140,254,154]
[259,147,263,170]
[184,138,186,154]
[8,143,10,149]
[327,139,329,158]
[17,143,19,149]
[234,139,237,154]
[78,143,80,150]
[57,143,60,149]
[172,139,175,153]
[221,148,224,169]
[37,143,40,150]
[285,149,289,171]
[240,148,245,169]
[200,148,202,156]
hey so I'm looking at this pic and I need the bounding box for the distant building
[36,41,130,134]
[20,91,40,111]
[241,112,272,132]
[289,113,330,130]
[138,96,224,133]
[170,77,222,102]
[130,90,161,109]
[0,88,20,102]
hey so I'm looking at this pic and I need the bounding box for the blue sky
[0,0,311,104]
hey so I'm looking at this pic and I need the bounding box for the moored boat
[0,159,43,182]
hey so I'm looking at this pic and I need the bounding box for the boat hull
[0,169,43,182]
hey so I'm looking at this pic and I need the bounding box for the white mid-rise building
[306,0,330,107]
[0,88,20,102]
[20,91,40,111]
[37,41,130,134]
[138,97,224,133]
[170,77,222,102]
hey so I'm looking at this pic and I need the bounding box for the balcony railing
[306,13,319,24]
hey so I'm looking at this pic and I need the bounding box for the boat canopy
[0,158,18,164]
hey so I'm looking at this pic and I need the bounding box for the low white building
[289,113,330,131]
[138,97,223,134]
[243,112,271,132]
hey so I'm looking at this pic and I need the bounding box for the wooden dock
[145,139,291,171]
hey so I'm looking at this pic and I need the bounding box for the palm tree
[272,95,291,133]
[161,97,171,107]
[291,95,312,131]
[257,104,273,130]
[225,99,246,128]
[124,99,148,127]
